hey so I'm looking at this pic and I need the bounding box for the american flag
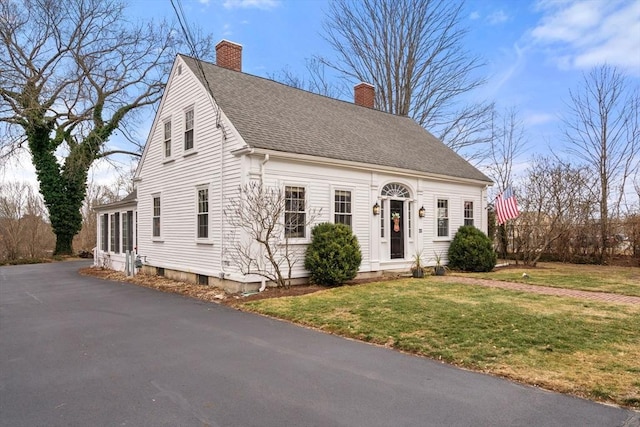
[495,187,520,224]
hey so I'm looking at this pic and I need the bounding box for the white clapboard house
[95,40,492,291]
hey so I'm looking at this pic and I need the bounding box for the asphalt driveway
[1,261,637,426]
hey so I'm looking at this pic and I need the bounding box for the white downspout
[258,153,270,292]
[219,125,226,280]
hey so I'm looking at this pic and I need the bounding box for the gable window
[184,108,194,151]
[152,196,161,238]
[164,120,172,158]
[101,214,108,251]
[334,190,352,227]
[285,186,305,238]
[437,199,449,237]
[197,187,209,239]
[122,211,134,252]
[110,212,120,253]
[464,201,474,227]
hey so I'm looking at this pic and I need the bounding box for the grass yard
[241,278,640,408]
[451,262,640,297]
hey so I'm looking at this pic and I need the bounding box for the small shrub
[448,226,496,272]
[304,223,362,286]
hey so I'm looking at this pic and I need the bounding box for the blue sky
[138,0,639,148]
[6,0,640,191]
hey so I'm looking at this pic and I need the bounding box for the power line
[169,0,223,129]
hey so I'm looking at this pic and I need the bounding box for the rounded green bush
[448,225,497,272]
[304,222,362,286]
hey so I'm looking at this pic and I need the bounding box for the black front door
[390,200,404,259]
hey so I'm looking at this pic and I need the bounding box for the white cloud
[199,0,210,4]
[469,11,480,20]
[523,112,557,127]
[487,10,509,25]
[222,23,232,36]
[531,0,640,75]
[222,0,280,10]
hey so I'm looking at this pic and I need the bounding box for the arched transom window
[381,183,410,198]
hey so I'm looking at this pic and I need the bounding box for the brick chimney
[354,82,375,108]
[216,40,242,72]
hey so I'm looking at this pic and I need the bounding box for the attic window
[184,108,194,151]
[177,64,182,75]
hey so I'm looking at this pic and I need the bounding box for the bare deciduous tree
[514,157,594,266]
[0,181,54,262]
[321,0,491,156]
[224,182,320,288]
[485,107,528,257]
[0,0,211,255]
[563,64,640,261]
[269,58,344,99]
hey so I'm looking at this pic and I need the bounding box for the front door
[390,200,404,259]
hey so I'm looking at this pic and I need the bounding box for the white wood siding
[136,57,245,279]
[134,58,490,283]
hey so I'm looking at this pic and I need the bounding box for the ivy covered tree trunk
[26,121,93,255]
[1,1,212,258]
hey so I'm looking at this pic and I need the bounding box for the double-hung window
[197,187,209,239]
[122,211,134,252]
[110,213,120,253]
[101,214,108,251]
[152,196,161,238]
[334,190,352,228]
[464,201,474,227]
[285,186,306,238]
[184,108,194,151]
[164,120,172,158]
[437,199,449,237]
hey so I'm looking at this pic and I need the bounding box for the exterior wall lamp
[372,202,380,216]
[418,206,426,218]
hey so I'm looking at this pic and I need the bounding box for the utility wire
[169,0,223,129]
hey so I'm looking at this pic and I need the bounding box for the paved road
[1,261,637,427]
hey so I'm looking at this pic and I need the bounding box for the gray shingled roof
[180,55,491,183]
[94,190,137,211]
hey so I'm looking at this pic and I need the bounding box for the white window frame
[464,200,474,227]
[122,210,134,252]
[163,119,172,159]
[196,185,211,242]
[284,184,308,241]
[380,198,387,241]
[110,212,120,253]
[332,187,353,228]
[436,198,449,239]
[152,194,162,240]
[184,107,195,152]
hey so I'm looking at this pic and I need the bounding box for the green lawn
[241,278,640,408]
[450,262,640,297]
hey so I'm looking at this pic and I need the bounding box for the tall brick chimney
[354,82,375,109]
[216,40,242,72]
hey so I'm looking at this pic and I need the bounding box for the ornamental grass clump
[448,225,497,272]
[304,223,362,286]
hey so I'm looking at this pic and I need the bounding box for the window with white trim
[101,214,108,251]
[408,201,413,238]
[164,120,172,158]
[437,199,449,237]
[152,196,161,238]
[197,187,209,239]
[184,108,194,151]
[380,199,385,238]
[464,201,474,227]
[334,190,352,228]
[110,212,120,253]
[285,186,305,238]
[122,211,134,252]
